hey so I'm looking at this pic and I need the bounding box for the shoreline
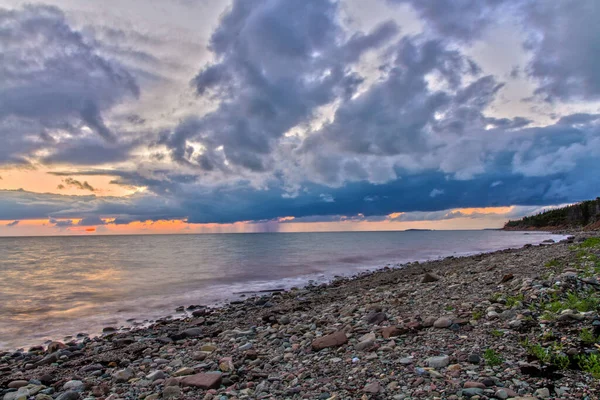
[2,230,599,399]
[1,231,567,352]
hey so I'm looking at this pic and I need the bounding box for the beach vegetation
[483,349,503,366]
[490,329,504,337]
[522,339,571,370]
[545,291,599,313]
[577,353,600,379]
[505,293,525,308]
[545,258,561,268]
[580,328,598,344]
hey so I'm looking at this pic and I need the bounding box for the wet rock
[46,342,66,353]
[35,353,58,366]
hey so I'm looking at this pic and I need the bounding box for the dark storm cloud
[77,216,106,226]
[0,5,139,164]
[49,217,74,228]
[162,0,399,171]
[42,138,140,166]
[392,0,600,102]
[1,110,599,226]
[525,1,600,102]
[302,36,484,160]
[6,220,19,227]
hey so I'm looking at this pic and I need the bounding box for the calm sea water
[0,230,564,349]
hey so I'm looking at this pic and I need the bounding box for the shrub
[577,353,600,379]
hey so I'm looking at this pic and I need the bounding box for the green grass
[577,353,600,379]
[545,259,561,268]
[472,310,483,320]
[553,353,571,370]
[580,328,598,344]
[545,291,600,313]
[505,293,525,308]
[483,349,503,366]
[541,331,556,341]
[490,329,504,338]
[490,293,502,302]
[579,237,600,249]
[523,340,552,363]
[522,339,571,370]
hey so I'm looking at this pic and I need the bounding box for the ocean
[0,230,565,350]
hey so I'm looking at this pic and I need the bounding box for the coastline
[2,231,599,399]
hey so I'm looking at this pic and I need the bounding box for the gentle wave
[0,230,566,349]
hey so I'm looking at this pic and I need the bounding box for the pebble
[0,233,596,400]
[534,387,550,398]
[433,317,452,328]
[55,392,80,400]
[113,368,134,383]
[162,386,181,399]
[7,381,28,389]
[363,381,381,394]
[238,342,252,351]
[146,370,166,381]
[461,388,484,397]
[426,355,450,368]
[62,381,84,392]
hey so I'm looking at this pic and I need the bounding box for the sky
[0,0,599,236]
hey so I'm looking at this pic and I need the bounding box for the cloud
[1,1,600,232]
[6,220,19,227]
[49,217,74,228]
[161,0,399,172]
[60,178,96,192]
[387,0,507,41]
[524,1,600,102]
[0,5,139,164]
[320,194,335,203]
[429,189,444,198]
[77,216,106,226]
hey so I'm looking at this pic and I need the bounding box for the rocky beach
[2,232,600,400]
